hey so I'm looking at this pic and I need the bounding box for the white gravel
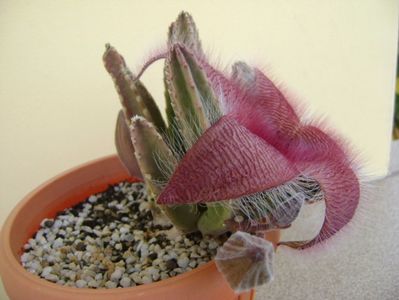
[20,181,223,288]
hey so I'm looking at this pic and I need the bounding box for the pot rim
[0,155,219,295]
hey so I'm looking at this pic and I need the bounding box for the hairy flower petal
[157,116,298,205]
[280,159,360,249]
[215,231,274,292]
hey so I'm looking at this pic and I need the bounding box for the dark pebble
[112,254,124,262]
[75,242,86,251]
[156,234,167,243]
[144,211,153,221]
[136,223,145,231]
[72,202,84,210]
[86,232,98,238]
[64,240,73,246]
[165,259,178,270]
[185,231,203,241]
[130,203,140,211]
[82,219,97,228]
[68,208,79,217]
[152,224,164,230]
[121,243,130,252]
[96,195,107,204]
[94,211,104,219]
[55,211,67,217]
[148,253,157,260]
[117,212,130,219]
[55,233,65,239]
[113,192,125,201]
[43,220,54,228]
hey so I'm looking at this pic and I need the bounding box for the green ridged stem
[103,44,166,132]
[168,11,203,56]
[130,116,201,233]
[164,46,209,139]
[164,77,186,156]
[179,46,221,123]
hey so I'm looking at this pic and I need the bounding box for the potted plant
[0,12,360,300]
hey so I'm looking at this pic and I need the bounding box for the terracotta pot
[0,155,280,300]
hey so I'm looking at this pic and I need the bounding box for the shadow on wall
[394,47,399,139]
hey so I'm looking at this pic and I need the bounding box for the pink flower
[142,42,360,250]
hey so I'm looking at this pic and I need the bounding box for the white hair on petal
[229,175,324,228]
[152,98,223,189]
[198,91,223,125]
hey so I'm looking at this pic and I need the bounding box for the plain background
[0,1,398,299]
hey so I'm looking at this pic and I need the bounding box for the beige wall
[0,0,397,226]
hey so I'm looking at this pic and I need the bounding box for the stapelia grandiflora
[104,12,360,292]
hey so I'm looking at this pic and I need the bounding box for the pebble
[20,181,222,289]
[152,273,160,281]
[53,220,63,229]
[105,281,117,289]
[130,273,141,284]
[120,227,130,234]
[95,273,103,281]
[45,274,59,282]
[111,232,120,242]
[88,280,99,288]
[29,260,43,273]
[141,275,152,284]
[56,280,65,285]
[120,277,131,287]
[189,261,197,268]
[88,195,97,203]
[177,256,189,268]
[75,280,87,288]
[21,253,33,263]
[208,241,219,250]
[110,268,123,282]
[41,266,53,277]
[52,238,64,249]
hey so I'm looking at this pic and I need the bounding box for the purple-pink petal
[157,116,298,205]
[280,159,360,249]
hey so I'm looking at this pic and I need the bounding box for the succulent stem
[103,44,166,132]
[197,203,231,236]
[130,116,201,232]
